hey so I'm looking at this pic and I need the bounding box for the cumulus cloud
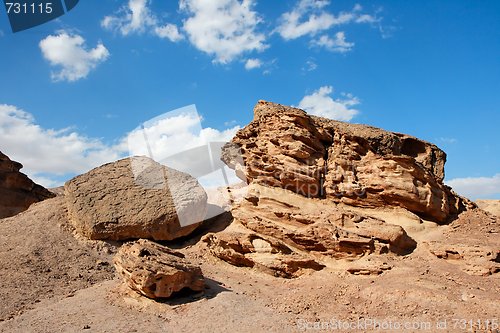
[276,0,378,48]
[446,174,500,200]
[244,58,262,70]
[180,0,267,63]
[0,104,122,181]
[298,86,359,121]
[125,106,239,160]
[0,104,239,188]
[39,31,109,82]
[311,31,354,53]
[99,0,380,66]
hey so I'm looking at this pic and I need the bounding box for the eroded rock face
[223,101,472,223]
[426,241,500,276]
[0,151,55,218]
[206,101,477,278]
[235,184,416,256]
[64,156,207,241]
[114,239,205,299]
[204,183,417,278]
[203,230,326,278]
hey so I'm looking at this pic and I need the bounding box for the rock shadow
[156,277,231,306]
[389,235,418,256]
[161,205,233,249]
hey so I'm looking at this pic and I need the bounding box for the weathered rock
[64,156,207,241]
[347,261,392,275]
[204,100,480,278]
[223,101,473,223]
[233,184,416,257]
[203,183,417,278]
[203,231,325,278]
[476,200,500,217]
[0,151,55,218]
[426,241,500,276]
[206,100,480,278]
[114,239,205,299]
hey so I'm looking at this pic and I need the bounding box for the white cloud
[276,0,378,41]
[379,24,397,39]
[277,1,337,40]
[298,86,359,121]
[101,0,157,36]
[102,0,183,41]
[446,174,500,200]
[311,31,354,52]
[124,106,239,163]
[180,0,267,63]
[244,58,262,70]
[0,104,240,188]
[302,59,318,72]
[102,0,267,64]
[437,137,458,144]
[154,24,184,42]
[29,175,65,189]
[356,14,378,24]
[39,31,109,82]
[0,104,122,181]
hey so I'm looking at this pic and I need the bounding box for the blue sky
[0,0,499,199]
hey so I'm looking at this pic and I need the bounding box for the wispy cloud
[447,174,500,200]
[39,31,109,82]
[302,58,318,72]
[437,137,458,144]
[276,0,379,43]
[102,0,183,41]
[310,31,354,53]
[378,22,398,39]
[298,85,359,121]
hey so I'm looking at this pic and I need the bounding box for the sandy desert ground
[0,194,498,333]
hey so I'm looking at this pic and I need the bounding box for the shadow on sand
[155,277,231,306]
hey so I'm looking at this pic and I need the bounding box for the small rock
[114,239,205,299]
